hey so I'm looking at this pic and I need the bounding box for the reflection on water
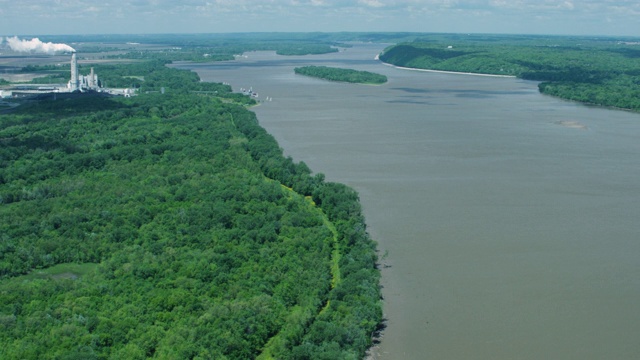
[174,44,640,360]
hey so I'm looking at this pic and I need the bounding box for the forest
[0,51,381,359]
[107,42,340,62]
[102,34,344,62]
[379,34,640,111]
[294,66,387,85]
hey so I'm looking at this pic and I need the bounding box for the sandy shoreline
[393,65,517,78]
[376,56,517,78]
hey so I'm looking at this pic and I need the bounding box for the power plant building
[2,52,134,98]
[68,52,99,91]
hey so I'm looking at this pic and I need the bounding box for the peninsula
[379,34,640,112]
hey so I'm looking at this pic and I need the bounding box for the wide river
[174,43,640,359]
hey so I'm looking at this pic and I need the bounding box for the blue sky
[0,0,638,37]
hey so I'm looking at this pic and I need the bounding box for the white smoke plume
[4,36,75,54]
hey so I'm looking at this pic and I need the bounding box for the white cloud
[561,1,574,10]
[358,0,385,7]
[0,0,638,36]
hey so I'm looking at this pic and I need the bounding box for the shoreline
[393,65,517,78]
[376,57,516,78]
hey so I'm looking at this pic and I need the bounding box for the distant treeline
[380,36,640,111]
[295,66,388,84]
[26,32,451,66]
[20,64,70,73]
[108,42,339,62]
[0,59,381,358]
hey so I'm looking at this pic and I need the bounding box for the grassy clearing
[3,263,99,283]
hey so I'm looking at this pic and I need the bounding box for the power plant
[68,52,100,92]
[0,52,135,98]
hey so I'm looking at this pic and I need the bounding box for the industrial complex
[0,52,135,99]
[69,52,99,92]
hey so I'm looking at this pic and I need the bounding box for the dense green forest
[294,66,387,85]
[379,35,640,111]
[0,56,381,358]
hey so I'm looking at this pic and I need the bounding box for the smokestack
[70,52,79,91]
[89,67,96,88]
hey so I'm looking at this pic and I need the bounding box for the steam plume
[4,36,75,54]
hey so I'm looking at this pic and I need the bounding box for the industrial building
[68,52,100,92]
[1,52,135,98]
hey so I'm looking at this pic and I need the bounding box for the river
[173,43,640,359]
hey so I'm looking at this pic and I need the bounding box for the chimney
[89,67,95,88]
[70,52,79,90]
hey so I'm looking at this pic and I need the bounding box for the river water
[173,43,640,359]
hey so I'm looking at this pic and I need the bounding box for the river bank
[381,62,517,78]
[374,54,517,78]
[176,43,640,359]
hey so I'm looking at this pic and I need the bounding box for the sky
[0,0,638,37]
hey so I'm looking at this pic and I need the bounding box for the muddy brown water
[173,43,640,359]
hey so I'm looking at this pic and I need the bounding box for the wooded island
[295,66,388,84]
